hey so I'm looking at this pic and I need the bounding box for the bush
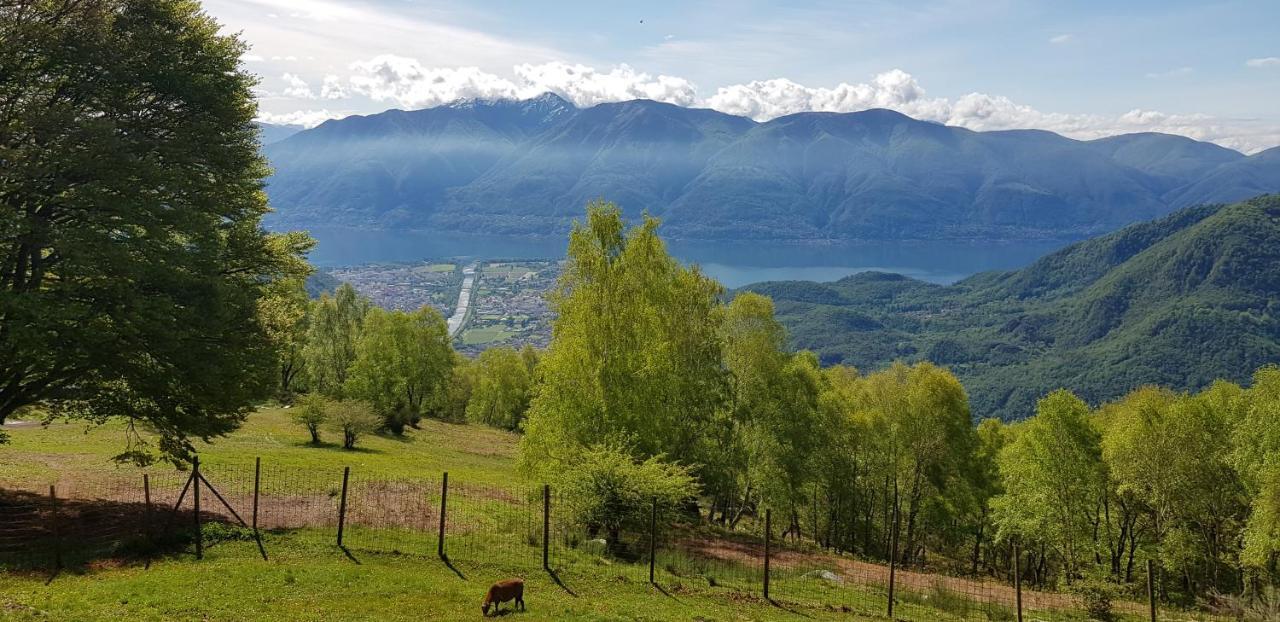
[324,400,380,449]
[292,394,328,444]
[551,445,698,557]
[1071,571,1117,621]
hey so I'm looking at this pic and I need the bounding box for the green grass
[414,263,456,273]
[0,407,521,489]
[461,326,518,346]
[0,528,887,622]
[0,411,1181,621]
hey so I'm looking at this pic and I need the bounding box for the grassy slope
[0,410,1174,621]
[0,411,884,621]
[0,532,876,622]
[0,407,519,489]
[750,195,1280,420]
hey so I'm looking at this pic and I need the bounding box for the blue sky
[205,0,1280,152]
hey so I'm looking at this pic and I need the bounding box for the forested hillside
[746,194,1280,420]
[262,95,1280,242]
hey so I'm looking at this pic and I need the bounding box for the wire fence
[0,460,1228,621]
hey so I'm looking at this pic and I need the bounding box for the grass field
[0,528,884,622]
[0,407,520,489]
[461,326,520,346]
[0,410,1184,621]
[0,410,888,620]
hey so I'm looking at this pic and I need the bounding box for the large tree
[466,346,533,431]
[302,283,369,398]
[519,201,728,476]
[0,0,310,461]
[345,306,453,434]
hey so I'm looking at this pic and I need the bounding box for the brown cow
[481,578,525,616]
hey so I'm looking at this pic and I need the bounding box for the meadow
[0,409,1204,622]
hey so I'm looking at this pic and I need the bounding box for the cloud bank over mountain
[262,58,1279,154]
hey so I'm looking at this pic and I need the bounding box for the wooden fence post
[648,497,657,584]
[252,457,261,535]
[1147,559,1157,622]
[192,457,202,560]
[763,508,772,601]
[888,485,900,619]
[542,484,550,571]
[48,485,62,571]
[143,474,152,547]
[437,472,448,559]
[1014,541,1023,622]
[336,466,350,547]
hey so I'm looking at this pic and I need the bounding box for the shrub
[551,445,698,558]
[292,394,328,444]
[324,400,380,449]
[1071,571,1117,621]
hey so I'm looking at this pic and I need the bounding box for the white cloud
[277,59,1280,154]
[256,109,347,128]
[511,62,699,108]
[1145,67,1193,79]
[346,56,698,110]
[241,53,265,63]
[280,73,315,99]
[1246,57,1280,68]
[320,75,348,100]
[1049,33,1073,44]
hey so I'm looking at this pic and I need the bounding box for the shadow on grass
[547,568,577,597]
[294,440,341,450]
[339,545,361,564]
[441,554,467,580]
[0,488,276,582]
[766,598,816,619]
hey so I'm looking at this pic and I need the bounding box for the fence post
[888,486,900,619]
[437,472,448,559]
[252,457,261,535]
[1147,559,1157,622]
[542,484,550,571]
[143,474,153,548]
[1014,540,1023,622]
[763,508,772,601]
[193,457,202,560]
[649,497,657,584]
[48,485,62,571]
[336,466,350,547]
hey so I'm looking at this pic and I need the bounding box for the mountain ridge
[262,94,1280,242]
[743,194,1280,420]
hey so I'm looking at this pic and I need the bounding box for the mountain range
[742,194,1280,420]
[261,93,1280,241]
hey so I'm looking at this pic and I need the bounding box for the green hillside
[746,194,1280,420]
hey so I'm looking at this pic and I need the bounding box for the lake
[302,227,1070,288]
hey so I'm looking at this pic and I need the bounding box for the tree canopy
[0,0,310,462]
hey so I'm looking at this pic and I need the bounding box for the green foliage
[992,390,1104,581]
[751,195,1280,421]
[551,445,699,551]
[520,201,727,477]
[434,354,476,423]
[0,0,313,464]
[302,283,370,399]
[324,400,380,450]
[466,347,532,431]
[1070,569,1117,621]
[292,394,328,444]
[345,306,453,434]
[259,276,312,397]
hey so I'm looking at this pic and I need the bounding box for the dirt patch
[678,534,1098,613]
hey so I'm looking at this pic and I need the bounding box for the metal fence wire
[0,460,1211,621]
